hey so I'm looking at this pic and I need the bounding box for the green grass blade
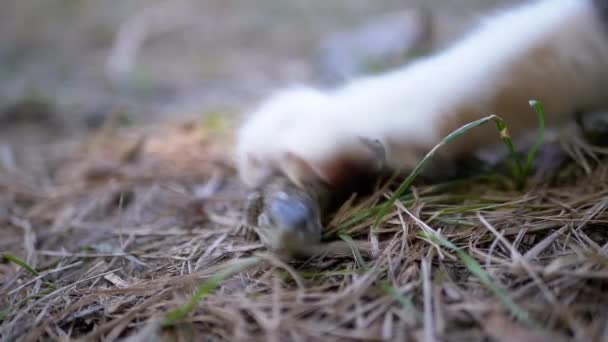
[0,307,10,322]
[419,232,537,327]
[3,253,40,277]
[374,115,499,228]
[162,257,260,327]
[493,116,524,187]
[524,100,546,178]
[495,100,546,189]
[339,234,368,270]
[380,280,420,320]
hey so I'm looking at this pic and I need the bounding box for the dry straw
[1,103,607,341]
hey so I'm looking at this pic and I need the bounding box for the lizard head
[245,178,327,257]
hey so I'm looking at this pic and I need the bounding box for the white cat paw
[236,87,386,189]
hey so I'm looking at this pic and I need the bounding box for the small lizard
[244,177,369,258]
[244,138,386,258]
[245,177,326,257]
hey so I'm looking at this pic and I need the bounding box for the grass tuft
[419,231,537,328]
[374,115,500,228]
[374,101,547,226]
[162,257,261,327]
[494,100,546,189]
[3,253,40,277]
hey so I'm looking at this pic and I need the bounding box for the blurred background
[0,0,522,147]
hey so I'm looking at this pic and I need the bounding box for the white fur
[237,0,608,187]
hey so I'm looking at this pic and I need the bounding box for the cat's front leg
[237,0,608,190]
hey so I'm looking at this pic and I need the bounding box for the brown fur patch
[436,44,584,160]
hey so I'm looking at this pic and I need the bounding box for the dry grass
[2,118,608,342]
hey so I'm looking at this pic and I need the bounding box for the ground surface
[2,118,608,341]
[4,1,608,341]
